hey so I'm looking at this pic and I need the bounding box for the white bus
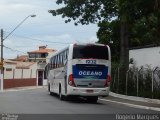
[45,43,111,102]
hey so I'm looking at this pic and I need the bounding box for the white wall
[4,62,37,79]
[23,69,31,78]
[4,64,16,79]
[43,79,47,86]
[129,47,160,68]
[14,69,23,78]
[29,63,37,78]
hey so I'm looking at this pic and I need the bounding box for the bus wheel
[48,84,50,92]
[48,84,53,96]
[86,96,98,103]
[50,91,54,96]
[59,85,65,100]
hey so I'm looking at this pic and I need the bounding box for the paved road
[0,88,159,120]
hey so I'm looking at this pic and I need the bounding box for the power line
[3,45,26,54]
[4,31,74,45]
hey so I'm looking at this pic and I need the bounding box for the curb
[110,92,160,104]
[98,92,160,112]
[0,86,45,93]
[99,98,160,112]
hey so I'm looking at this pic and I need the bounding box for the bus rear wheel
[48,84,54,96]
[48,84,50,92]
[59,85,65,100]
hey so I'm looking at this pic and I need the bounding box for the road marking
[99,98,160,112]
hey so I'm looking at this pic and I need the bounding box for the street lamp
[0,14,36,91]
[3,14,36,40]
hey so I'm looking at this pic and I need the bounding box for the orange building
[27,46,56,86]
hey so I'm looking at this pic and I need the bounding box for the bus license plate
[86,90,93,93]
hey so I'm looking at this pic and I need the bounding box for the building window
[29,53,36,58]
[6,68,12,71]
[41,53,48,58]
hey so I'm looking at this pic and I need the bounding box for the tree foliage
[97,20,120,62]
[49,0,160,64]
[49,0,117,25]
[129,0,160,47]
[49,0,120,63]
[96,0,160,61]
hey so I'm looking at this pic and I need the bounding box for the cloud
[1,0,99,59]
[3,33,74,58]
[3,33,99,59]
[88,36,98,43]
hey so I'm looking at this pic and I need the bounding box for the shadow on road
[48,93,103,105]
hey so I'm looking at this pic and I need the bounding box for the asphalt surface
[0,87,159,120]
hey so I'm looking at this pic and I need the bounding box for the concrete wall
[129,47,160,68]
[29,63,37,78]
[4,64,16,79]
[43,79,47,86]
[4,62,37,79]
[3,62,38,89]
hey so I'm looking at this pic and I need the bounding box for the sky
[0,0,98,59]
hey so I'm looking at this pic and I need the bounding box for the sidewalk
[0,86,45,92]
[99,92,160,112]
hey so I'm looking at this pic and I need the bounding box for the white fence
[4,69,37,79]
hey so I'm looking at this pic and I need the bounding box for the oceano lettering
[79,71,102,76]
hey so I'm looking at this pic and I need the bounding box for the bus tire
[59,84,65,100]
[86,96,98,103]
[50,91,54,96]
[48,83,50,92]
[48,84,54,96]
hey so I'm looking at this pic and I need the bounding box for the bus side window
[51,58,53,69]
[58,55,60,68]
[60,53,63,67]
[55,56,58,68]
[65,49,68,60]
[52,57,55,69]
[62,52,65,67]
[57,55,60,68]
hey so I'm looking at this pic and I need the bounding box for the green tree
[49,0,129,67]
[129,0,160,47]
[49,0,117,25]
[97,20,120,63]
[49,0,160,85]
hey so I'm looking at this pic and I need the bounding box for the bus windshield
[73,45,108,60]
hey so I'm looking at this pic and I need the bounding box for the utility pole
[0,15,36,91]
[0,29,4,91]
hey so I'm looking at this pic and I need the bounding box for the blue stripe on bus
[72,65,108,79]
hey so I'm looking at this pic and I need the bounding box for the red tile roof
[17,55,28,61]
[4,60,36,69]
[4,60,17,64]
[28,49,55,54]
[16,62,36,69]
